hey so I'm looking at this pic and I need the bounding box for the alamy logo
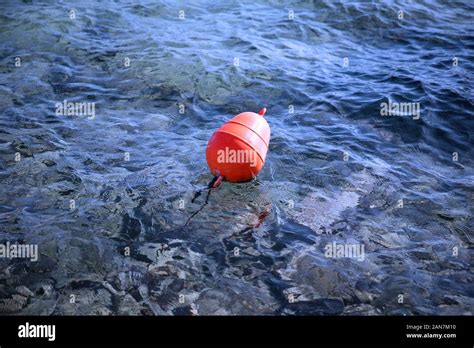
[55,99,95,119]
[217,146,258,167]
[380,99,420,120]
[324,242,365,261]
[0,241,38,261]
[18,322,55,341]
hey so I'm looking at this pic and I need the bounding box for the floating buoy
[206,108,271,184]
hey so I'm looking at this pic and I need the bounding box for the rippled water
[0,0,472,315]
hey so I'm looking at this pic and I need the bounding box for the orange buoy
[206,108,271,183]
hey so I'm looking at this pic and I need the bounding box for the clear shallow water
[0,0,472,315]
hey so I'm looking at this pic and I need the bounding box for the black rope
[185,176,220,226]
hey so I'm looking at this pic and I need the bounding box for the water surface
[0,0,473,315]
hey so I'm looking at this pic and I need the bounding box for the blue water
[0,0,472,315]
